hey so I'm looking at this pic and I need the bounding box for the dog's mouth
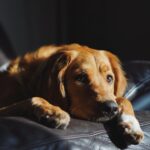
[91,106,120,123]
[70,101,119,122]
[70,110,119,123]
[91,112,118,123]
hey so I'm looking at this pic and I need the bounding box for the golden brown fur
[0,44,143,144]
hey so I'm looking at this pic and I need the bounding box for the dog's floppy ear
[105,51,127,97]
[51,50,77,98]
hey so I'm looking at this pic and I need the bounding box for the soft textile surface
[0,49,9,66]
[0,112,150,150]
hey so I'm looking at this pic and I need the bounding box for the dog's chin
[91,114,117,123]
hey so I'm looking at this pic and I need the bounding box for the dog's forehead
[92,51,112,72]
[94,51,111,65]
[74,51,95,66]
[78,49,110,63]
[71,50,111,71]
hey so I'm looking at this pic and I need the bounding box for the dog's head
[49,45,127,122]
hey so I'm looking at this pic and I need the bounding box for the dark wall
[67,0,150,61]
[0,0,62,55]
[0,0,150,61]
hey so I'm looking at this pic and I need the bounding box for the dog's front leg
[116,97,144,144]
[0,97,70,129]
[104,97,144,148]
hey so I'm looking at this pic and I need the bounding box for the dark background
[0,0,150,61]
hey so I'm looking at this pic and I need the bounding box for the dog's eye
[106,74,113,83]
[75,73,88,84]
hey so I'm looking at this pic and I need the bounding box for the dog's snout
[102,101,118,115]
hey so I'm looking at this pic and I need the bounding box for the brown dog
[0,44,143,145]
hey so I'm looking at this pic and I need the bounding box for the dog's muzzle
[95,101,119,122]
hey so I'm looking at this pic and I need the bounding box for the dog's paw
[119,114,144,145]
[32,97,70,129]
[39,108,70,129]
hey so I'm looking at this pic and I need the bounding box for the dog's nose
[102,101,118,115]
